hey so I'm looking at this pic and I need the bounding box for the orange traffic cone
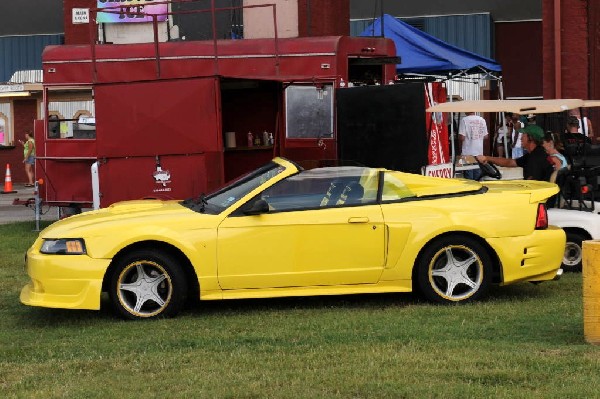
[1,163,17,194]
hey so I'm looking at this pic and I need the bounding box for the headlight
[40,239,87,255]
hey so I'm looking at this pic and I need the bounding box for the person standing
[458,112,488,180]
[569,110,594,141]
[494,113,512,158]
[509,113,525,159]
[19,131,35,187]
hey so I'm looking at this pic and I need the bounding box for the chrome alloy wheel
[563,241,582,268]
[116,260,173,318]
[428,245,484,301]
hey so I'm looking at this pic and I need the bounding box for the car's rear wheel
[416,236,492,303]
[563,230,586,272]
[108,250,188,320]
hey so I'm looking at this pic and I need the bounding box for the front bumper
[20,248,111,310]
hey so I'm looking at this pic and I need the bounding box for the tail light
[535,203,548,230]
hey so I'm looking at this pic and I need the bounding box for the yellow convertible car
[21,157,565,319]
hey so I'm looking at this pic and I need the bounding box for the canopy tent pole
[498,78,508,158]
[448,73,456,168]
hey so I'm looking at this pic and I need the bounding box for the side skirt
[199,280,413,301]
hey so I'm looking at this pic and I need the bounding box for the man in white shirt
[459,112,489,180]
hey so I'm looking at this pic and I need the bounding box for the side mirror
[244,199,269,215]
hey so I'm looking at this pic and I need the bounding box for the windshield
[182,162,286,214]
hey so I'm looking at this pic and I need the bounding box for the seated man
[477,125,553,181]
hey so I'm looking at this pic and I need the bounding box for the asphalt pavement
[0,183,60,225]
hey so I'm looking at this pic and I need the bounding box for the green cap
[518,124,544,140]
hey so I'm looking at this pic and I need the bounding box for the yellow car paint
[20,157,565,317]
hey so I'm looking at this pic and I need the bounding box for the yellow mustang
[21,157,565,319]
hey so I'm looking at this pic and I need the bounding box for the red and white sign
[424,83,449,166]
[424,163,453,178]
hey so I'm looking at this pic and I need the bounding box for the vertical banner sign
[97,1,168,23]
[425,82,449,165]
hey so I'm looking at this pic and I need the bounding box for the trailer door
[94,77,221,205]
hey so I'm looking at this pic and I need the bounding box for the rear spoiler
[483,180,559,203]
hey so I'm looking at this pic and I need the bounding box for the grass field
[1,222,600,398]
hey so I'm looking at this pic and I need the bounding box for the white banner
[423,163,453,178]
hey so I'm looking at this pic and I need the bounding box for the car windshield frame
[182,161,287,214]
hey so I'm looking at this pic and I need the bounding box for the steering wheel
[477,159,502,180]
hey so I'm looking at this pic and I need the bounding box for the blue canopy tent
[359,14,502,77]
[360,15,504,165]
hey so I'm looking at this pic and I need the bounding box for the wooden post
[583,240,600,344]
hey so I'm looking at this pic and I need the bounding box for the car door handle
[348,217,370,223]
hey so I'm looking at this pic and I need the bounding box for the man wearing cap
[477,125,554,181]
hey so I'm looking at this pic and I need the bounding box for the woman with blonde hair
[18,131,35,186]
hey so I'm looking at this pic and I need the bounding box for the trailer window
[285,84,333,139]
[48,94,95,139]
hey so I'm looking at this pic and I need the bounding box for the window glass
[0,115,6,146]
[48,92,95,139]
[261,166,378,211]
[0,104,10,146]
[285,84,333,139]
[381,172,415,201]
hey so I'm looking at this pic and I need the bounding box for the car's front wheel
[108,250,188,320]
[416,236,492,303]
[563,230,586,272]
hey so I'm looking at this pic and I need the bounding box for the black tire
[108,250,188,320]
[563,230,586,272]
[416,236,493,303]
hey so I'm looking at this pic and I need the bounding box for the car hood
[40,200,213,238]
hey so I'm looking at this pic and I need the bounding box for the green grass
[1,222,600,398]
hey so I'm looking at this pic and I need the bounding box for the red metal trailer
[35,10,398,211]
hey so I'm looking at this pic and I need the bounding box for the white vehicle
[489,165,600,271]
[547,207,600,271]
[428,99,600,271]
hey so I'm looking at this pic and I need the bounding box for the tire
[416,236,493,303]
[108,250,188,320]
[563,230,586,272]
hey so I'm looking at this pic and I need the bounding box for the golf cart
[427,99,600,272]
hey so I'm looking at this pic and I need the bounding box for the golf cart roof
[583,100,600,108]
[426,99,589,114]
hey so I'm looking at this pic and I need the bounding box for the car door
[216,204,385,289]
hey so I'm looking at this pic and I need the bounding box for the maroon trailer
[35,6,398,213]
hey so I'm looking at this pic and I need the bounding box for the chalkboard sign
[285,85,333,139]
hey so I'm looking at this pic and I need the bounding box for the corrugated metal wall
[351,13,494,59]
[424,14,493,59]
[0,34,64,82]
